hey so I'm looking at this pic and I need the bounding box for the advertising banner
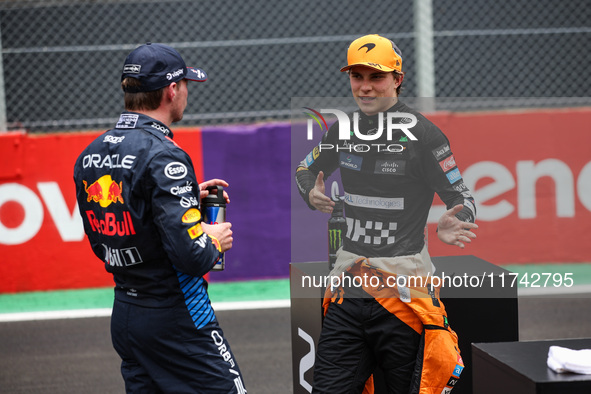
[1,107,590,293]
[0,129,205,292]
[291,104,591,265]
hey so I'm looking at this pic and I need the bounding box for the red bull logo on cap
[83,175,124,207]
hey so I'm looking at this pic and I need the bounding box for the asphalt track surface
[2,295,591,394]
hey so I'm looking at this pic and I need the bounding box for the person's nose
[360,79,372,93]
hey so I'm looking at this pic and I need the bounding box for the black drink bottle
[328,198,346,271]
[202,186,226,271]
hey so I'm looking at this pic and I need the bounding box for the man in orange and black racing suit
[295,34,478,394]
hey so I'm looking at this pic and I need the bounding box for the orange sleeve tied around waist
[321,259,464,394]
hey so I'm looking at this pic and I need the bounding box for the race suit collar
[115,112,174,139]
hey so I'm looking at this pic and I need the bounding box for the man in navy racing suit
[295,35,478,393]
[74,43,246,393]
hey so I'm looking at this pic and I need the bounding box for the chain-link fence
[1,0,589,132]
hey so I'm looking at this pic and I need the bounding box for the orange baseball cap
[340,34,403,74]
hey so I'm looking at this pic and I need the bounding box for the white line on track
[3,285,591,322]
[518,284,591,297]
[0,299,291,323]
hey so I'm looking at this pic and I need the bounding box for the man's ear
[166,82,177,101]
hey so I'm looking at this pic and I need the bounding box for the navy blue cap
[121,42,207,92]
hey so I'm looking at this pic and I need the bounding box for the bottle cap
[203,186,225,206]
[332,198,344,216]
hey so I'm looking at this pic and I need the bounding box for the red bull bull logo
[83,175,124,207]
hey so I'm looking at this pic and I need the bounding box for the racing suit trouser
[312,289,421,394]
[111,300,246,394]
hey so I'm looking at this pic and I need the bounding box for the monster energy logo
[329,229,343,250]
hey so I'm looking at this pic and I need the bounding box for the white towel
[547,345,591,374]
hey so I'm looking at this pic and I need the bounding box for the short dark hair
[122,78,164,111]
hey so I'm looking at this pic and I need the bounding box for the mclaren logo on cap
[123,64,141,74]
[359,43,376,53]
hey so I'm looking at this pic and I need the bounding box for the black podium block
[290,255,518,394]
[473,338,591,393]
[433,255,519,393]
[290,262,326,393]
